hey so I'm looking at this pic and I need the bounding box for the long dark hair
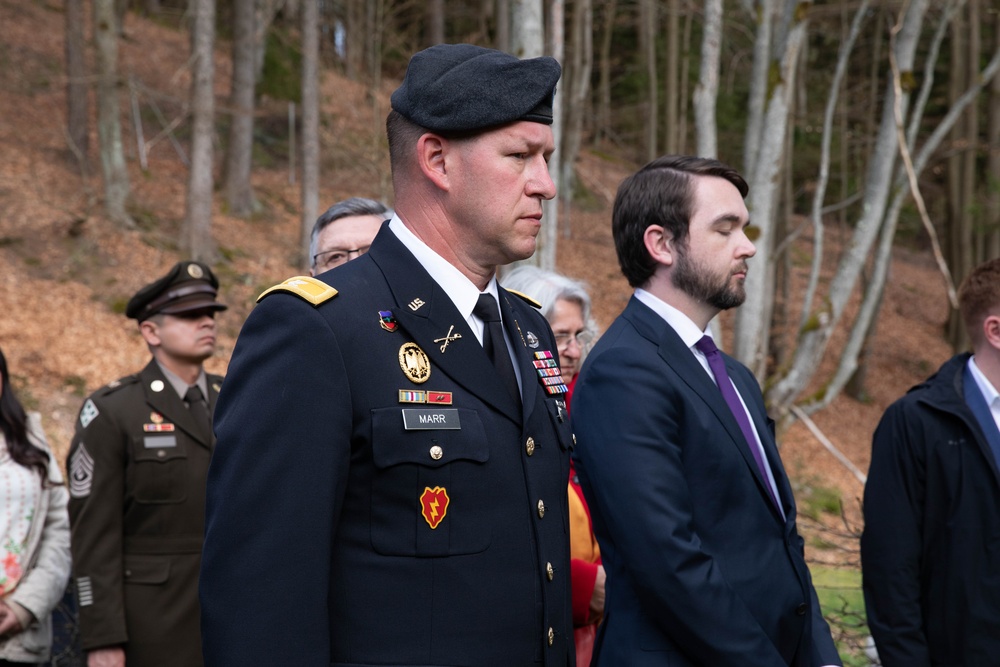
[0,346,50,479]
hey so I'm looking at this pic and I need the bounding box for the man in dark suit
[571,155,842,666]
[862,258,1000,666]
[67,261,226,667]
[200,44,574,666]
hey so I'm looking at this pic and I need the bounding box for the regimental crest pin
[379,310,398,333]
[399,342,431,384]
[420,486,450,529]
[525,331,540,348]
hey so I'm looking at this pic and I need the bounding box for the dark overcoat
[201,225,574,666]
[571,296,841,666]
[862,353,1000,667]
[67,359,220,666]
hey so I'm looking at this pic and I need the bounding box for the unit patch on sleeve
[69,443,95,498]
[79,399,99,429]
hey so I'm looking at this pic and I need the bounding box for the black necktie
[184,385,212,442]
[473,293,520,403]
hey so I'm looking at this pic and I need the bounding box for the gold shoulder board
[257,276,339,306]
[506,289,542,309]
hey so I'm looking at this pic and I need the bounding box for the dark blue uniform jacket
[200,225,573,667]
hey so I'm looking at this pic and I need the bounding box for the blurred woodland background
[2,0,999,663]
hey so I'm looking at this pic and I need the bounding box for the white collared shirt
[634,289,784,518]
[967,356,1000,433]
[389,217,522,391]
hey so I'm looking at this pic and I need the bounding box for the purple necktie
[695,335,780,511]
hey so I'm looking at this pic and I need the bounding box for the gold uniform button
[537,499,545,518]
[429,445,443,460]
[547,627,554,646]
[546,562,554,581]
[156,450,166,458]
[525,437,535,456]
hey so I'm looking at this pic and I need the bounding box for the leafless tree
[65,0,89,172]
[300,0,320,265]
[94,0,132,226]
[224,0,258,217]
[184,0,217,261]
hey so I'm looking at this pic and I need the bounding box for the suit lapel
[140,361,213,449]
[728,363,793,520]
[368,228,522,424]
[623,297,784,519]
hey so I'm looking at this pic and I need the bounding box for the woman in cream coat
[0,347,71,665]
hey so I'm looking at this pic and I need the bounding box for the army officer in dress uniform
[67,261,226,667]
[201,44,575,666]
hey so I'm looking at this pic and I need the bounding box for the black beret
[391,43,561,134]
[126,261,228,321]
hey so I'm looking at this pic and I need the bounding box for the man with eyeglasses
[309,197,393,276]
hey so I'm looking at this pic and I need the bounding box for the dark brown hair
[0,346,51,480]
[612,155,749,288]
[958,258,1000,347]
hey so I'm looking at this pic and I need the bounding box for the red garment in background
[566,374,601,666]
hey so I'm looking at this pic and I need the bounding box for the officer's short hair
[309,198,392,269]
[612,155,748,288]
[959,258,1000,347]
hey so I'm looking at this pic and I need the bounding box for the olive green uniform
[67,360,221,667]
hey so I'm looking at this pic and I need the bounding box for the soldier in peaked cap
[67,261,226,667]
[202,44,575,666]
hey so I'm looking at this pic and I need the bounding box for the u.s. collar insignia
[420,486,450,529]
[525,331,540,348]
[408,298,426,311]
[399,342,431,384]
[379,310,398,332]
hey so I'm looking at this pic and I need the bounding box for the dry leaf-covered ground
[1,0,953,570]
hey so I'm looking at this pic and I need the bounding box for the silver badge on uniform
[525,331,540,348]
[150,380,165,392]
[79,399,99,429]
[70,443,95,498]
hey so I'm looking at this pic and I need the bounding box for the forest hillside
[0,2,957,658]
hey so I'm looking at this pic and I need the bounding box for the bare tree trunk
[496,0,510,52]
[733,0,810,375]
[639,0,657,161]
[94,0,132,226]
[345,0,363,79]
[254,0,286,83]
[693,0,721,158]
[426,0,445,46]
[560,0,592,237]
[225,0,258,217]
[511,0,543,58]
[538,0,563,270]
[664,0,679,154]
[184,0,216,262]
[767,0,931,412]
[66,0,89,171]
[946,0,975,348]
[594,0,615,147]
[988,7,1000,258]
[743,0,775,175]
[300,0,320,265]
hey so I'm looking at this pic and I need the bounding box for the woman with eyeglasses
[0,346,71,666]
[503,265,603,667]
